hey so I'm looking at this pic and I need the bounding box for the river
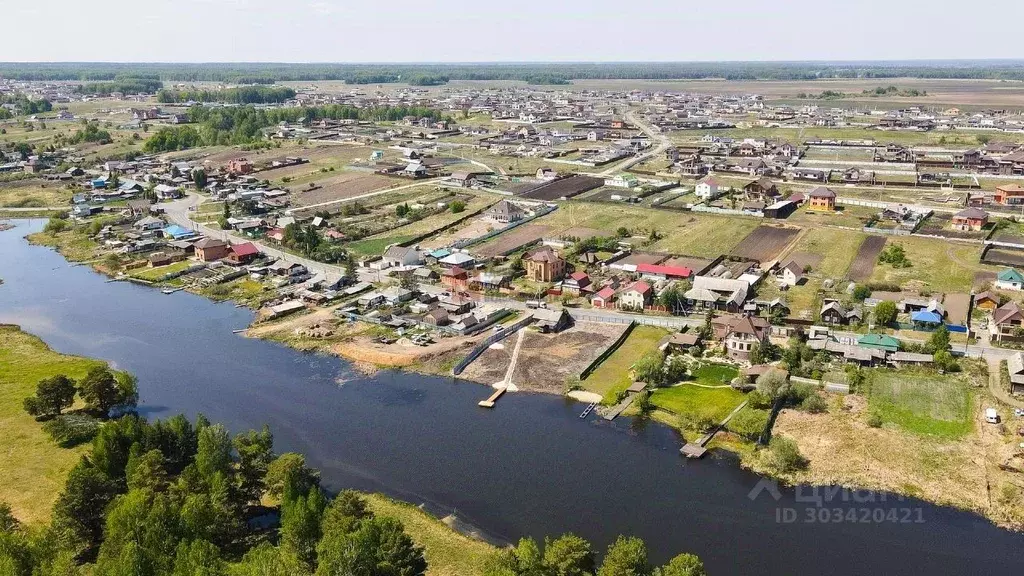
[2,219,1023,574]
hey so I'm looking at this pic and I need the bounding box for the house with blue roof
[163,225,196,240]
[910,309,944,328]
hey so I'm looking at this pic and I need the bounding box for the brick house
[525,246,566,283]
[995,184,1024,206]
[806,186,836,211]
[441,266,470,292]
[713,314,770,361]
[951,207,988,231]
[193,237,230,262]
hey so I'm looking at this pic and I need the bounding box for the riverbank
[0,322,498,574]
[21,220,1024,535]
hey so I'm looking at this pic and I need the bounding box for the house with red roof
[619,281,653,310]
[227,242,260,265]
[636,263,692,281]
[441,266,469,292]
[562,271,592,295]
[591,286,617,308]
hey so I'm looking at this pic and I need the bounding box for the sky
[2,0,1022,63]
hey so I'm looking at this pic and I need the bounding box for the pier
[680,400,748,459]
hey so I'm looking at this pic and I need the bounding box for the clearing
[867,368,974,439]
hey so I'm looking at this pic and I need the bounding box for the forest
[142,104,448,152]
[5,61,1024,83]
[156,87,297,104]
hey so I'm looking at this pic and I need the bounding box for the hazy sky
[2,0,1021,62]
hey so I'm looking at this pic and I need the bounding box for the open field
[849,235,886,282]
[290,172,398,206]
[0,179,74,208]
[511,323,630,393]
[544,202,760,258]
[582,325,669,402]
[650,383,746,424]
[471,223,552,257]
[419,214,499,250]
[867,369,974,439]
[364,493,494,576]
[354,194,497,248]
[0,325,107,525]
[763,227,866,317]
[730,225,800,263]
[868,236,985,293]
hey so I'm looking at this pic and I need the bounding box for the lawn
[364,493,494,576]
[866,368,974,438]
[0,183,74,208]
[868,236,985,293]
[649,384,746,422]
[0,325,107,525]
[691,363,740,384]
[27,229,100,262]
[346,234,418,257]
[583,325,669,402]
[538,202,760,258]
[129,260,193,282]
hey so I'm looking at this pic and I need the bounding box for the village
[11,73,1024,527]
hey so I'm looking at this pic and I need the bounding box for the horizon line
[3,59,1024,66]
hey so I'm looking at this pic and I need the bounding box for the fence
[452,314,535,376]
[396,202,492,249]
[580,321,637,380]
[690,204,764,218]
[568,311,690,329]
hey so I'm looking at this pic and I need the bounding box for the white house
[778,261,805,287]
[694,177,722,200]
[605,174,639,188]
[382,245,423,268]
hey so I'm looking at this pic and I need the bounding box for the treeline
[797,85,929,99]
[75,75,164,95]
[7,61,1024,82]
[156,86,297,104]
[143,104,448,152]
[0,94,52,117]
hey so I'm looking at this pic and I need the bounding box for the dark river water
[2,219,1023,574]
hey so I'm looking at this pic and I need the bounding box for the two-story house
[525,246,566,283]
[991,302,1024,342]
[713,314,770,361]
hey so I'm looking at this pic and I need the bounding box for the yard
[582,325,669,402]
[0,326,108,525]
[649,383,745,423]
[129,260,193,282]
[866,368,974,438]
[868,236,985,293]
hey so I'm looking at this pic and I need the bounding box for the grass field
[27,229,100,262]
[129,260,192,281]
[364,494,494,576]
[0,325,107,525]
[867,369,974,438]
[0,183,74,208]
[541,202,760,258]
[868,236,985,293]
[650,384,745,421]
[346,234,419,257]
[583,325,669,402]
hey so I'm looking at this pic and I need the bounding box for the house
[806,187,837,211]
[471,272,510,292]
[133,216,164,231]
[618,281,652,310]
[524,246,566,283]
[991,302,1024,342]
[951,208,989,231]
[911,309,944,328]
[685,276,749,312]
[995,184,1024,206]
[996,268,1024,291]
[533,308,571,333]
[423,307,450,326]
[659,332,701,354]
[125,199,153,217]
[227,242,260,265]
[778,261,805,287]
[743,178,780,202]
[441,266,470,292]
[193,238,230,262]
[820,301,859,325]
[269,261,308,278]
[449,171,480,187]
[1008,353,1024,395]
[485,200,526,223]
[561,271,591,295]
[694,177,721,200]
[382,245,423,268]
[635,263,692,282]
[439,294,473,314]
[605,173,639,188]
[413,267,438,282]
[974,291,999,311]
[592,286,616,308]
[857,333,900,353]
[713,314,770,361]
[536,167,558,180]
[381,286,414,305]
[438,252,476,269]
[163,225,196,240]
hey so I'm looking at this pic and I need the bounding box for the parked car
[986,408,1000,424]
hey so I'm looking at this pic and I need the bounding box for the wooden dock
[680,400,749,459]
[478,387,506,409]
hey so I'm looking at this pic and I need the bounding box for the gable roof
[230,242,259,257]
[194,237,227,249]
[954,207,988,220]
[994,302,1024,325]
[624,281,651,295]
[998,268,1024,283]
[808,186,836,199]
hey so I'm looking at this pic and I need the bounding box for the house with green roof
[996,268,1024,291]
[857,333,900,353]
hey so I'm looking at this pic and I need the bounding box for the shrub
[679,405,719,433]
[43,414,102,447]
[727,408,769,440]
[746,389,773,410]
[768,436,808,473]
[800,394,827,414]
[866,412,883,428]
[450,200,466,213]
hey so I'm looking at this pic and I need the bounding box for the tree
[767,436,808,474]
[315,515,426,576]
[192,168,208,190]
[0,502,19,534]
[616,227,631,238]
[400,271,418,291]
[344,258,357,283]
[873,301,897,326]
[195,424,234,483]
[934,350,960,372]
[280,487,327,571]
[235,542,289,576]
[852,284,872,301]
[929,325,951,353]
[756,370,790,402]
[266,453,321,502]
[78,367,135,418]
[598,536,649,576]
[23,374,77,419]
[126,449,168,492]
[543,533,595,576]
[655,553,706,576]
[172,539,224,576]
[450,200,466,213]
[320,490,371,540]
[51,460,119,557]
[633,351,666,387]
[234,426,274,507]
